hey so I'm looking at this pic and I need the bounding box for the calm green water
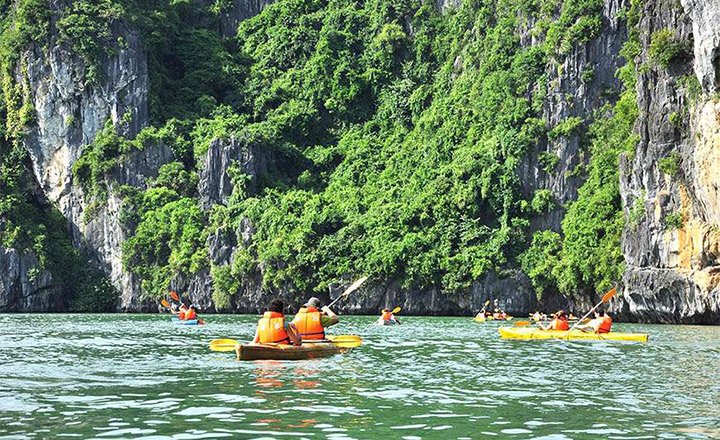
[1,314,719,440]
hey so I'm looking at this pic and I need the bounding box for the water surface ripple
[1,314,719,439]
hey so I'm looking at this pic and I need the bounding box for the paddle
[326,276,369,309]
[209,339,240,352]
[563,287,617,336]
[391,306,401,314]
[515,321,532,326]
[161,299,171,309]
[170,291,180,302]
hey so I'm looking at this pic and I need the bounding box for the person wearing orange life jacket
[183,304,197,321]
[540,310,569,331]
[578,309,613,334]
[253,299,301,345]
[493,309,508,320]
[171,303,188,319]
[291,297,339,340]
[377,308,400,325]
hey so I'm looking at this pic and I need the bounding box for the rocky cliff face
[4,0,720,321]
[1,0,274,312]
[617,0,720,323]
[0,246,64,311]
[15,17,170,312]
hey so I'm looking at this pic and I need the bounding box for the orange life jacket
[291,307,325,340]
[595,315,612,333]
[184,309,197,320]
[381,311,392,321]
[257,311,291,344]
[550,318,569,331]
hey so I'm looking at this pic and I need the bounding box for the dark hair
[596,308,604,315]
[268,299,284,313]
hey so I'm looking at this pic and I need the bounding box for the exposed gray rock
[0,247,64,312]
[15,12,175,310]
[22,20,149,207]
[219,0,278,38]
[618,267,720,323]
[198,136,268,209]
[618,0,720,324]
[680,0,720,93]
[520,0,629,233]
[435,0,462,12]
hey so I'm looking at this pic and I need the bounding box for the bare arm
[287,323,302,346]
[322,306,340,325]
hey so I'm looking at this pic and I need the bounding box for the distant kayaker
[171,304,188,319]
[493,309,507,320]
[540,310,569,331]
[291,297,339,341]
[253,299,301,346]
[531,311,542,322]
[377,308,400,325]
[578,309,613,334]
[184,304,197,321]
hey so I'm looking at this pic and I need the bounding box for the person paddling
[184,304,198,321]
[377,308,400,325]
[253,299,301,346]
[493,309,507,320]
[540,310,569,331]
[291,297,339,341]
[172,303,188,319]
[578,309,613,334]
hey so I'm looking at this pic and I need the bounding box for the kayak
[474,316,513,322]
[376,319,399,326]
[172,317,205,325]
[236,341,353,361]
[498,326,649,342]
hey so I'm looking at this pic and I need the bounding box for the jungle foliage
[0,0,643,304]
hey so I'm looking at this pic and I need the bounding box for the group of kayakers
[252,297,339,346]
[474,309,509,320]
[164,291,199,321]
[536,309,613,333]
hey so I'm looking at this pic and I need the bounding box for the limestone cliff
[617,0,720,323]
[2,0,720,321]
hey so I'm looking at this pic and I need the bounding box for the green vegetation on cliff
[1,0,643,304]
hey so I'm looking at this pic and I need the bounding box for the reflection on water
[0,314,719,439]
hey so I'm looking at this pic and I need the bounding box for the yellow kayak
[474,315,513,322]
[498,326,649,342]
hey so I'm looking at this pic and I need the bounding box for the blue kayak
[172,317,205,325]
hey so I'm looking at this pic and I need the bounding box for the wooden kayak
[236,341,353,361]
[498,326,649,342]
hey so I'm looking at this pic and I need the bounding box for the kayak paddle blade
[209,339,239,352]
[391,306,401,314]
[161,299,170,308]
[170,291,180,302]
[210,343,238,352]
[602,287,617,302]
[342,276,368,297]
[327,335,362,343]
[331,340,362,348]
[514,321,532,326]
